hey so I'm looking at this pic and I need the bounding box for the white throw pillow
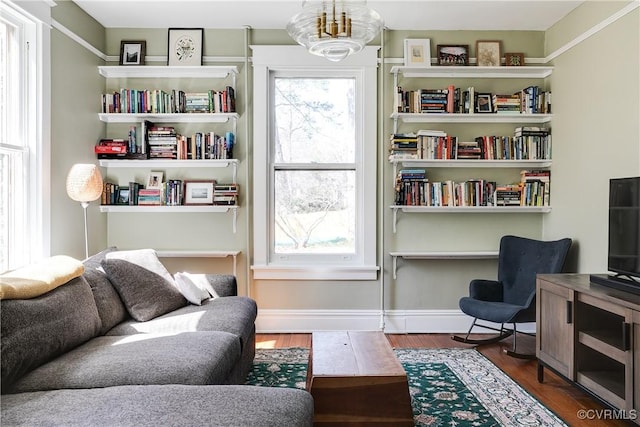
[181,272,219,299]
[173,272,210,305]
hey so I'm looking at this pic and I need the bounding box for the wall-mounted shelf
[98,113,239,124]
[99,205,239,232]
[389,251,499,278]
[390,112,552,124]
[390,65,553,79]
[155,250,241,276]
[99,159,238,181]
[389,159,552,169]
[390,205,551,233]
[98,65,238,79]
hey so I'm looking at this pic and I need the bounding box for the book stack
[213,183,239,205]
[514,127,551,160]
[138,189,162,205]
[419,89,448,113]
[101,182,120,205]
[494,184,522,206]
[388,133,418,159]
[95,139,128,158]
[520,86,552,114]
[184,93,210,113]
[493,94,522,114]
[147,126,178,159]
[520,169,551,206]
[456,140,484,159]
[127,182,142,205]
[394,169,428,206]
[164,180,183,206]
[416,130,457,160]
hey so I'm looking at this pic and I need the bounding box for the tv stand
[590,273,640,296]
[536,274,640,423]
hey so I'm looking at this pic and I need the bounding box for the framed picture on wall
[119,40,146,65]
[403,39,431,67]
[167,28,204,66]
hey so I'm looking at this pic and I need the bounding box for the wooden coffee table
[306,331,414,426]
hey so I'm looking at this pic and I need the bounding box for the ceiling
[72,0,584,31]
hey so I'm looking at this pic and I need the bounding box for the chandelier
[286,0,384,62]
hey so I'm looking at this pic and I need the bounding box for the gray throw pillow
[101,249,186,321]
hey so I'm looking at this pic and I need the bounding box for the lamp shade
[287,0,383,62]
[66,164,103,202]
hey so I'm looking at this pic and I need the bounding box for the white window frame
[1,1,50,271]
[251,46,378,280]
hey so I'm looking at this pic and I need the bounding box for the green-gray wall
[49,1,640,331]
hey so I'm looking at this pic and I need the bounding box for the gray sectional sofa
[0,248,313,426]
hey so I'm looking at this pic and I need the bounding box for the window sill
[251,265,380,281]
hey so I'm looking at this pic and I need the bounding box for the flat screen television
[590,176,640,295]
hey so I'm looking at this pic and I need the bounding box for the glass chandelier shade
[286,0,384,61]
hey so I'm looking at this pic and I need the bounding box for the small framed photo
[117,188,130,205]
[505,52,525,66]
[147,171,163,190]
[476,93,493,113]
[437,45,469,66]
[167,28,204,66]
[119,40,146,66]
[183,180,216,205]
[476,40,501,67]
[404,39,431,67]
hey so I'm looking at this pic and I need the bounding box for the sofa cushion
[1,385,314,427]
[1,276,102,393]
[83,247,129,334]
[0,255,84,300]
[174,272,212,305]
[106,296,257,349]
[12,331,242,392]
[101,249,187,321]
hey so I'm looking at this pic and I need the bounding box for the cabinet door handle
[566,300,572,324]
[622,322,631,351]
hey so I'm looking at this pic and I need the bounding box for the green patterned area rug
[245,347,566,427]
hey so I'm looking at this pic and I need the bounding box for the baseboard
[256,309,536,334]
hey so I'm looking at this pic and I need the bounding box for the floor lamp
[66,164,103,259]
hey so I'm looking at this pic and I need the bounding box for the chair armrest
[205,274,238,297]
[469,279,503,302]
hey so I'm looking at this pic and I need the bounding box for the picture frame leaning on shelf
[147,171,163,190]
[167,28,204,66]
[403,39,431,67]
[183,180,216,205]
[476,40,501,66]
[119,40,146,66]
[475,93,493,113]
[436,45,469,66]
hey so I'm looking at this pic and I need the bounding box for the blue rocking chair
[452,235,572,358]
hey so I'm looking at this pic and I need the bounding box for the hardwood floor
[256,333,630,427]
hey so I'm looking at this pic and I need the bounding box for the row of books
[394,85,551,115]
[101,180,239,206]
[96,122,235,160]
[394,169,551,207]
[388,127,551,161]
[100,86,236,114]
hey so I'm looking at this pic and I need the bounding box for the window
[252,46,378,280]
[0,2,46,271]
